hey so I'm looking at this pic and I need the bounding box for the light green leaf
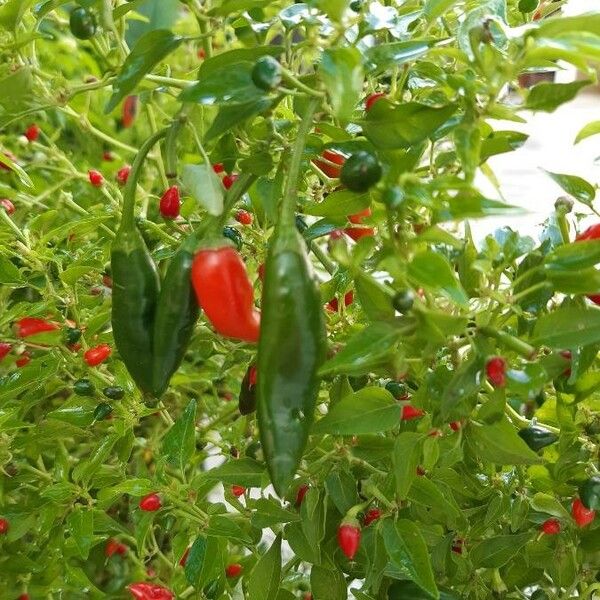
[393,433,423,499]
[365,41,433,72]
[205,97,273,141]
[533,306,600,348]
[575,120,600,144]
[67,508,94,560]
[162,399,197,472]
[320,47,364,121]
[526,80,590,113]
[304,189,370,218]
[182,164,224,216]
[544,170,596,207]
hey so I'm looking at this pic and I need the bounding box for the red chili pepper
[122,96,138,129]
[337,522,361,559]
[197,48,206,60]
[0,198,15,215]
[304,594,313,600]
[363,508,381,526]
[16,317,59,338]
[223,173,239,190]
[220,390,234,401]
[116,165,131,186]
[327,290,354,312]
[348,208,371,224]
[572,497,596,527]
[329,229,344,240]
[103,274,113,288]
[88,169,104,187]
[103,151,114,162]
[295,484,309,507]
[139,493,162,512]
[365,93,386,111]
[449,421,462,432]
[416,466,426,476]
[105,538,128,557]
[451,538,465,554]
[179,547,190,567]
[191,246,260,343]
[248,365,257,386]
[25,124,40,142]
[0,518,9,534]
[486,356,507,388]
[540,518,560,535]
[127,583,174,600]
[576,225,600,305]
[18,594,30,600]
[401,405,425,421]
[345,208,375,241]
[16,353,31,368]
[231,485,246,497]
[0,343,12,361]
[212,163,225,174]
[159,186,180,219]
[313,149,345,178]
[235,209,253,225]
[84,344,112,366]
[225,563,243,578]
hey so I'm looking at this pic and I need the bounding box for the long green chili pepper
[111,129,166,395]
[257,98,326,496]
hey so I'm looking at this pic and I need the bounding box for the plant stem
[478,326,536,360]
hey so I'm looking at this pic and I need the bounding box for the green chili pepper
[152,234,200,396]
[238,363,257,416]
[517,425,558,452]
[251,56,282,91]
[579,475,600,510]
[69,7,97,40]
[111,130,166,395]
[73,378,95,396]
[94,402,113,421]
[223,226,242,250]
[257,98,326,496]
[64,327,82,345]
[103,386,124,400]
[392,289,414,313]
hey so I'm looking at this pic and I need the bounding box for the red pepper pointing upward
[127,583,174,600]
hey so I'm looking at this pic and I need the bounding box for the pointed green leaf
[162,399,197,472]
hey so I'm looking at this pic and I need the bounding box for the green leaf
[382,519,439,599]
[467,418,543,465]
[106,29,184,113]
[0,146,33,188]
[246,535,282,600]
[67,508,94,560]
[408,250,468,307]
[185,536,207,586]
[440,357,483,420]
[250,498,300,529]
[300,488,326,561]
[205,457,265,487]
[182,164,224,216]
[545,239,600,271]
[312,387,400,435]
[362,101,458,150]
[526,80,590,112]
[320,47,364,121]
[407,478,462,527]
[0,0,35,31]
[544,170,596,207]
[365,41,433,72]
[162,399,197,472]
[311,565,347,600]
[393,433,423,499]
[206,515,252,544]
[480,130,529,162]
[423,0,458,23]
[304,189,370,218]
[199,47,284,79]
[205,97,273,141]
[470,532,530,568]
[533,306,600,348]
[325,470,360,515]
[96,479,155,507]
[0,256,23,284]
[530,492,571,520]
[433,192,523,223]
[0,356,59,401]
[575,120,600,144]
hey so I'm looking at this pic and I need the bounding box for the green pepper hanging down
[111,130,166,395]
[579,475,600,510]
[517,425,558,452]
[257,98,326,496]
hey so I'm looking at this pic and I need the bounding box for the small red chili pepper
[365,93,386,111]
[449,421,462,432]
[345,208,375,241]
[25,124,40,142]
[16,353,31,368]
[540,518,560,535]
[0,198,15,215]
[122,96,138,129]
[348,208,371,225]
[223,173,238,190]
[88,169,104,187]
[486,356,507,388]
[363,508,381,526]
[560,350,572,376]
[105,538,128,557]
[159,186,180,219]
[327,290,354,312]
[295,484,309,507]
[225,563,243,578]
[102,151,114,162]
[179,547,190,567]
[572,497,596,527]
[329,229,344,240]
[197,48,206,60]
[127,582,174,600]
[0,342,12,361]
[139,493,162,512]
[212,163,224,174]
[416,466,426,476]
[0,518,9,534]
[116,165,131,186]
[401,405,425,421]
[428,428,442,437]
[220,390,234,401]
[452,538,465,554]
[191,246,261,343]
[18,594,30,600]
[235,209,253,225]
[103,274,113,288]
[575,226,600,304]
[304,595,313,600]
[337,522,361,560]
[84,344,112,367]
[248,365,257,386]
[16,317,59,338]
[69,343,82,353]
[231,485,246,497]
[313,149,345,178]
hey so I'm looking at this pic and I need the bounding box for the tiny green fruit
[251,56,282,91]
[69,8,97,40]
[340,151,382,193]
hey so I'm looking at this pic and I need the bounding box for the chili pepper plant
[1,1,600,599]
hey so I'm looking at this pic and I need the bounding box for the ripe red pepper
[345,208,375,241]
[16,317,59,338]
[572,497,596,527]
[365,93,386,111]
[191,246,260,343]
[338,522,361,560]
[105,538,128,557]
[18,594,30,600]
[449,421,462,432]
[401,405,425,420]
[122,96,138,129]
[16,353,31,368]
[179,547,190,567]
[103,151,114,162]
[159,186,180,219]
[231,485,246,497]
[486,356,507,387]
[212,163,224,174]
[0,198,15,214]
[127,583,174,600]
[0,517,9,534]
[576,224,600,304]
[139,493,162,512]
[295,484,309,507]
[225,563,243,578]
[25,124,40,142]
[235,209,253,225]
[313,149,345,178]
[363,507,381,526]
[116,165,131,186]
[0,343,12,361]
[88,169,104,187]
[327,291,354,312]
[197,48,206,60]
[223,173,239,190]
[540,518,560,535]
[84,344,111,366]
[452,538,465,554]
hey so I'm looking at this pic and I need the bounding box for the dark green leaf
[311,565,347,600]
[205,458,265,487]
[205,97,273,141]
[304,189,370,218]
[246,535,282,600]
[534,306,600,348]
[470,533,530,568]
[162,399,197,472]
[393,433,423,499]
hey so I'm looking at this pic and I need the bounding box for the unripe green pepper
[69,7,97,40]
[103,386,125,400]
[73,378,95,396]
[392,289,414,313]
[238,363,257,416]
[340,151,382,193]
[579,475,600,510]
[64,327,82,345]
[94,402,113,421]
[517,425,558,452]
[223,226,243,251]
[252,56,282,91]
